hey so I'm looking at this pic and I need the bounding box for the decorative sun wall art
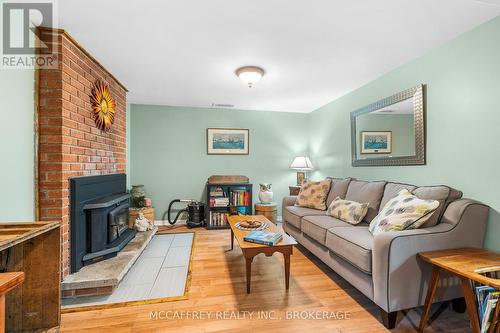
[90,80,116,131]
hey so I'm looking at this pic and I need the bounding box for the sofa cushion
[296,179,332,210]
[345,180,387,222]
[379,182,417,209]
[412,186,463,227]
[326,177,352,206]
[369,189,440,235]
[327,197,369,225]
[301,215,350,245]
[283,206,326,229]
[326,226,374,274]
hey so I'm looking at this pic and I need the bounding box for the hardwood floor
[61,226,470,333]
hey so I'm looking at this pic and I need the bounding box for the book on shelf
[210,197,229,207]
[230,189,249,206]
[209,186,224,197]
[208,211,228,227]
[474,284,500,332]
[243,231,282,246]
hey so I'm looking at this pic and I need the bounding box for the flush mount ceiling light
[235,66,264,88]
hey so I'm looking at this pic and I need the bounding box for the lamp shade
[289,157,314,170]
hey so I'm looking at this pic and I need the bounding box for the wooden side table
[254,203,277,224]
[418,248,500,333]
[289,186,301,196]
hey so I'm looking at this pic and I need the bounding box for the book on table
[243,231,283,246]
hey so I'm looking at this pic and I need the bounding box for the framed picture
[207,128,249,155]
[360,131,392,154]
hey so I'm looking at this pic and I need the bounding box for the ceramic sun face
[90,80,115,131]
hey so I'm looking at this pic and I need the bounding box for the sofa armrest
[441,199,488,226]
[372,199,489,312]
[282,196,297,208]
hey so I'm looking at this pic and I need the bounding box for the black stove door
[108,202,130,243]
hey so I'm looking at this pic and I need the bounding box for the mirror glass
[351,85,425,166]
[355,98,415,159]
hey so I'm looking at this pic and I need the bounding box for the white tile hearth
[121,257,164,285]
[141,235,174,258]
[171,233,194,247]
[149,266,189,299]
[163,245,191,267]
[62,232,193,308]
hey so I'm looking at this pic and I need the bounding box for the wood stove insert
[69,173,135,273]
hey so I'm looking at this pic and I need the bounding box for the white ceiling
[57,0,500,113]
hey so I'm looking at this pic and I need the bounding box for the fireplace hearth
[70,174,135,273]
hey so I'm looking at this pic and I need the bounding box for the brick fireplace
[37,28,127,279]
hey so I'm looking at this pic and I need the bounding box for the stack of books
[208,211,228,227]
[476,285,500,332]
[210,197,229,207]
[243,231,282,246]
[209,187,224,197]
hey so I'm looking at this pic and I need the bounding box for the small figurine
[258,183,274,203]
[134,213,152,232]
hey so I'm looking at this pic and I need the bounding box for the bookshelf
[206,183,252,230]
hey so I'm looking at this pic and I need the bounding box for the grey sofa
[282,177,489,329]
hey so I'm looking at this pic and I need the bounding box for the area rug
[62,232,195,312]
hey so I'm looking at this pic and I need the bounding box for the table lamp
[290,157,314,185]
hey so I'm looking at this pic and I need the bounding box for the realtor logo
[1,0,57,69]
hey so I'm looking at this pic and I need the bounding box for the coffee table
[227,215,297,293]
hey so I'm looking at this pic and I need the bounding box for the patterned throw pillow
[327,197,369,225]
[369,189,439,235]
[296,179,332,210]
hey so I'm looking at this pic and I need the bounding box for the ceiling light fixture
[235,66,264,88]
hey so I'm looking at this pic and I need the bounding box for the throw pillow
[327,197,369,225]
[369,189,439,235]
[296,179,332,210]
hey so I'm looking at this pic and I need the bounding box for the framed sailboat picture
[207,128,249,155]
[360,131,392,154]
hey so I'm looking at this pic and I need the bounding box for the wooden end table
[418,248,500,333]
[227,215,297,294]
[254,203,278,224]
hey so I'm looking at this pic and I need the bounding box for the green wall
[2,12,499,256]
[130,105,308,218]
[308,16,500,250]
[0,69,35,221]
[126,103,131,187]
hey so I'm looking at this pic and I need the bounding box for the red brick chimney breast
[37,28,127,279]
